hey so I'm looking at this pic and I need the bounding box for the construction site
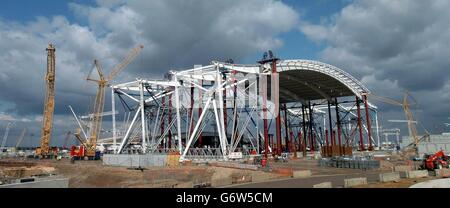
[1,43,450,189]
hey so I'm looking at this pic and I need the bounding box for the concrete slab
[379,172,400,182]
[344,177,367,188]
[292,170,312,178]
[313,182,332,188]
[406,170,429,179]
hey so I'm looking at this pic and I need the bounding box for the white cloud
[0,0,300,144]
[299,0,450,134]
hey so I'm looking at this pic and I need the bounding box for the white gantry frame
[110,59,371,162]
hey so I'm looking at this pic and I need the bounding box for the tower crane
[74,44,143,159]
[37,43,56,158]
[368,92,427,153]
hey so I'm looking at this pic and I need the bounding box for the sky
[1,0,450,147]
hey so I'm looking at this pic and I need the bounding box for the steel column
[356,96,365,151]
[308,101,314,152]
[111,87,117,154]
[283,104,289,152]
[363,95,373,150]
[139,82,147,153]
[335,98,342,156]
[301,105,307,156]
[168,88,173,148]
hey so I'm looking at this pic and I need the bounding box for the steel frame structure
[109,59,373,162]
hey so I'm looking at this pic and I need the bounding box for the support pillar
[363,95,373,150]
[308,101,314,152]
[160,96,165,148]
[139,82,147,153]
[301,105,307,156]
[356,96,365,151]
[189,82,194,145]
[327,100,333,148]
[283,104,289,152]
[262,75,269,160]
[168,89,173,149]
[273,65,282,156]
[198,80,203,147]
[111,87,117,154]
[335,98,342,156]
[325,130,329,157]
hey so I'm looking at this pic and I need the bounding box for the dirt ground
[0,157,436,188]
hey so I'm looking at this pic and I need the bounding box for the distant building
[401,133,450,155]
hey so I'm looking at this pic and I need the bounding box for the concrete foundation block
[292,170,312,178]
[406,170,429,179]
[379,172,401,182]
[434,169,450,178]
[313,182,332,188]
[211,176,232,187]
[344,177,367,188]
[394,165,413,172]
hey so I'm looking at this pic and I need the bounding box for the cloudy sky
[0,0,449,147]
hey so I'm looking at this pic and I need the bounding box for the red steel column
[356,96,365,151]
[363,95,373,150]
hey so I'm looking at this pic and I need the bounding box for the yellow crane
[37,44,56,158]
[368,92,425,152]
[76,45,143,158]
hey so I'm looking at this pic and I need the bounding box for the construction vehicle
[71,44,143,159]
[420,150,449,170]
[37,44,56,158]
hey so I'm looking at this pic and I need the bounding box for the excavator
[70,44,143,160]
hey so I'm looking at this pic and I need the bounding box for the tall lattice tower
[39,43,56,157]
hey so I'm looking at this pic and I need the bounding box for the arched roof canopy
[276,60,370,103]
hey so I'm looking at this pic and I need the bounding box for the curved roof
[276,59,370,103]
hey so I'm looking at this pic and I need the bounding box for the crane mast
[38,44,56,157]
[83,45,143,157]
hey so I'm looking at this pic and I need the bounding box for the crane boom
[38,44,56,157]
[84,44,143,157]
[108,45,144,81]
[15,128,27,148]
[1,122,13,150]
[368,92,421,150]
